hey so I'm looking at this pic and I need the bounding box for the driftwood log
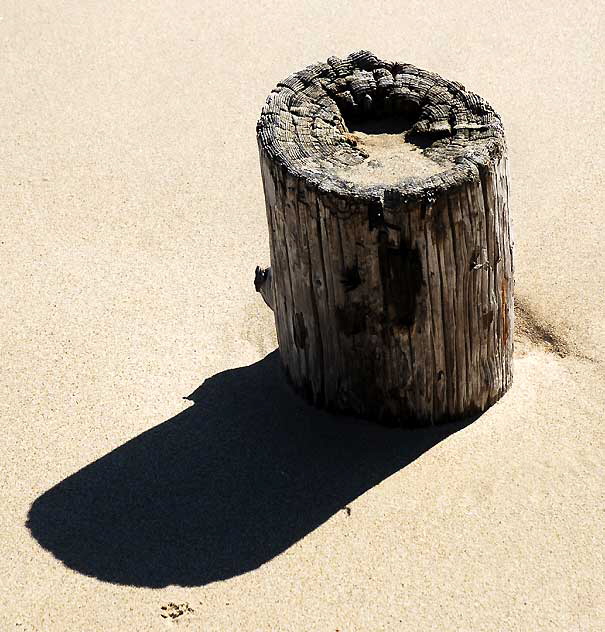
[255,51,513,427]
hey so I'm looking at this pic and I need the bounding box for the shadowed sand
[27,352,471,588]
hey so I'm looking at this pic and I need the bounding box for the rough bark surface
[256,50,514,426]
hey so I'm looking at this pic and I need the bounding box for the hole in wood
[336,110,451,187]
[378,237,423,327]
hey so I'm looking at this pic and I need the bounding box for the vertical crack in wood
[279,171,304,382]
[405,207,419,420]
[418,203,434,421]
[455,190,473,412]
[466,183,481,409]
[447,192,464,413]
[292,177,311,389]
[302,197,325,404]
[478,164,495,403]
[435,198,454,415]
[470,179,488,409]
[313,197,331,401]
[492,159,504,395]
[293,311,308,349]
[317,196,341,403]
[425,214,446,417]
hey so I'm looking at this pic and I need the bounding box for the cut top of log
[257,50,505,202]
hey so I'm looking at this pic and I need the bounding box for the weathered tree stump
[255,50,513,426]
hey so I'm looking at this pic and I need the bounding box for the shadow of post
[27,351,473,587]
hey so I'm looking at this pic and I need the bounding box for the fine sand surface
[333,119,449,188]
[1,2,604,631]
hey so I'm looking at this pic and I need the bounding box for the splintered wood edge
[256,50,506,203]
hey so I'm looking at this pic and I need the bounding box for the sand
[1,1,604,631]
[333,121,448,187]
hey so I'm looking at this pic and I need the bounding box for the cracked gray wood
[255,50,514,426]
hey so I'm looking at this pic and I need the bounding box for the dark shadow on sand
[27,351,472,587]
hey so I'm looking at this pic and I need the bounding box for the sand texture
[1,2,604,631]
[333,124,449,188]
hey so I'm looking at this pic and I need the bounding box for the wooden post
[255,51,513,427]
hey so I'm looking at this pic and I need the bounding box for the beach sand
[1,1,604,630]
